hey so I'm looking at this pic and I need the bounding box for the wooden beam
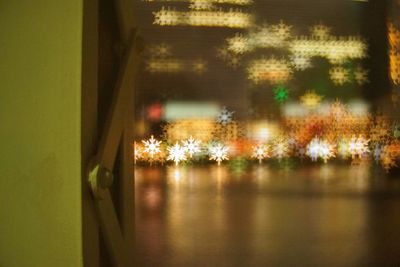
[82,0,100,266]
[94,191,129,267]
[120,85,135,266]
[96,31,140,171]
[114,0,136,43]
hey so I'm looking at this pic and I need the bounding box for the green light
[273,85,289,103]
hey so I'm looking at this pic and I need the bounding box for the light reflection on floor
[135,165,400,267]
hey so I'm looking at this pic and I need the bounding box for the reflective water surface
[135,165,400,267]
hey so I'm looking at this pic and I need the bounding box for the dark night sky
[133,0,384,118]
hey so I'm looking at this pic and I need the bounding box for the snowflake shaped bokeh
[290,55,312,71]
[272,139,289,160]
[182,136,202,158]
[217,106,235,126]
[354,66,369,85]
[209,144,229,165]
[348,135,370,159]
[271,20,292,40]
[300,90,323,109]
[306,137,335,163]
[310,24,331,39]
[273,86,289,104]
[142,135,162,158]
[167,142,187,165]
[252,144,269,163]
[329,66,350,85]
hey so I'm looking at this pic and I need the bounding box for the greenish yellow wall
[0,1,83,267]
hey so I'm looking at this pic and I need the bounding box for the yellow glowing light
[389,51,400,85]
[163,119,216,143]
[189,0,215,10]
[389,22,400,85]
[153,7,253,28]
[144,0,253,4]
[329,66,350,85]
[216,47,242,68]
[227,33,250,54]
[300,90,323,109]
[380,141,400,171]
[226,22,292,54]
[142,135,162,158]
[146,58,207,73]
[167,142,187,165]
[182,136,202,158]
[247,57,292,84]
[147,43,172,57]
[289,35,367,64]
[209,144,229,165]
[354,66,369,85]
[310,24,331,39]
[246,121,280,142]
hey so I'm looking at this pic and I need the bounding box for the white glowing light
[290,55,312,70]
[272,139,289,160]
[217,106,235,125]
[306,137,335,163]
[142,135,162,158]
[252,145,269,163]
[153,7,253,28]
[182,136,202,158]
[167,142,187,165]
[348,100,369,116]
[348,136,370,159]
[134,141,143,164]
[282,102,308,117]
[209,144,229,165]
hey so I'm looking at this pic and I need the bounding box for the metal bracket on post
[88,162,114,200]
